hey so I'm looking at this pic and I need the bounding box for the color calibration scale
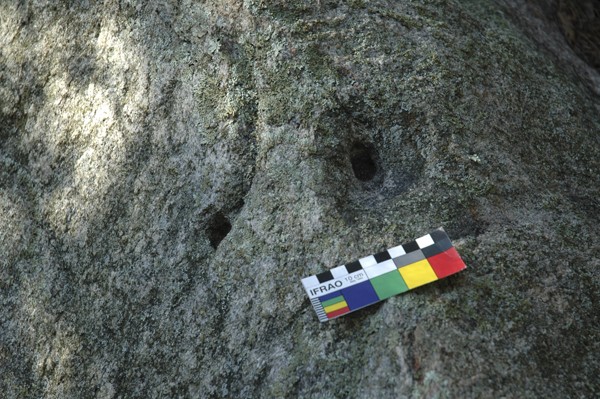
[302,229,467,322]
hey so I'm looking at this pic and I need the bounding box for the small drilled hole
[350,143,377,181]
[207,212,232,249]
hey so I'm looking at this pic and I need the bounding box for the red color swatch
[427,247,466,279]
[326,306,350,319]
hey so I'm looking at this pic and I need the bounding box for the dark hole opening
[350,143,377,181]
[207,212,232,249]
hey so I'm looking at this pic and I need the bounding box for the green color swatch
[320,295,345,308]
[370,271,409,300]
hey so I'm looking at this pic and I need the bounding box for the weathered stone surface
[1,1,599,397]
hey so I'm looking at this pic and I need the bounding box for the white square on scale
[358,255,377,268]
[331,265,348,279]
[364,259,397,278]
[416,234,435,248]
[387,245,406,258]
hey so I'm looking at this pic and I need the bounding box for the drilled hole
[350,143,377,181]
[207,212,232,249]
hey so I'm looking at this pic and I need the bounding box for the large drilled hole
[207,212,232,249]
[350,142,377,181]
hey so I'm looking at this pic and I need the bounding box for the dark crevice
[207,212,232,249]
[557,0,600,71]
[350,142,378,182]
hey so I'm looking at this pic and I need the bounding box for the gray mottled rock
[1,1,599,398]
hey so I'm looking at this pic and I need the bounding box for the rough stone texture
[496,0,600,95]
[1,1,599,398]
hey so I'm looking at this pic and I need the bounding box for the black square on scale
[403,241,420,253]
[345,260,362,273]
[316,270,334,283]
[373,251,392,263]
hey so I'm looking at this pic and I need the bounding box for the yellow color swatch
[324,300,348,313]
[398,259,438,289]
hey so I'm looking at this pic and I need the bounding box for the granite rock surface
[1,1,599,398]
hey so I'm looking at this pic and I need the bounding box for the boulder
[1,1,598,397]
